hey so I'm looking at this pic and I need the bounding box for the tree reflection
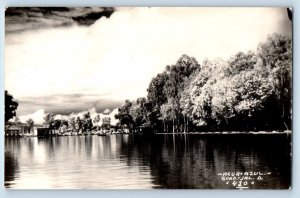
[119,134,291,189]
[4,134,291,189]
[5,151,19,188]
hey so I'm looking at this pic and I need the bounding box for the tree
[180,91,193,132]
[43,113,54,128]
[59,120,69,133]
[26,119,34,134]
[147,73,168,108]
[75,117,82,132]
[160,102,175,133]
[257,33,292,130]
[192,82,214,128]
[52,119,62,130]
[206,53,256,128]
[161,55,200,132]
[130,97,149,131]
[102,117,111,130]
[5,90,18,122]
[145,55,200,133]
[82,112,93,131]
[115,100,134,129]
[93,114,101,130]
[13,116,21,124]
[69,117,76,131]
[226,51,257,76]
[181,58,225,129]
[117,34,292,132]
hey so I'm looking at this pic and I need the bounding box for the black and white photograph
[4,7,292,189]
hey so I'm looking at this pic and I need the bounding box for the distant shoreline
[155,131,292,135]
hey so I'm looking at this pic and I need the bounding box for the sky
[5,7,292,120]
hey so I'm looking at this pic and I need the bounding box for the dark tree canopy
[82,112,93,131]
[5,90,18,122]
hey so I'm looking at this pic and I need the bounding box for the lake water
[5,133,291,189]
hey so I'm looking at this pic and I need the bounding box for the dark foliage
[5,91,18,122]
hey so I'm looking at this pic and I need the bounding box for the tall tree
[82,112,93,131]
[52,119,62,130]
[69,117,76,131]
[75,117,82,132]
[102,117,111,130]
[43,113,54,128]
[162,55,200,132]
[160,101,176,133]
[26,119,34,134]
[115,100,133,129]
[210,52,257,128]
[147,73,168,108]
[130,97,149,131]
[5,91,18,122]
[93,114,101,130]
[257,33,292,129]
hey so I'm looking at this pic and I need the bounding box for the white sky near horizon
[5,7,292,117]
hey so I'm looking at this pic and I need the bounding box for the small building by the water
[37,127,53,137]
[5,123,30,137]
[5,126,22,137]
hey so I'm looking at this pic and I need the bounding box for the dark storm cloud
[72,7,114,25]
[17,94,122,115]
[5,7,115,34]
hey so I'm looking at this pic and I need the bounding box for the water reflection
[5,151,19,188]
[5,134,291,189]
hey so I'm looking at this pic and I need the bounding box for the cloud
[19,109,45,124]
[5,7,292,116]
[16,94,122,115]
[5,7,114,34]
[18,107,119,126]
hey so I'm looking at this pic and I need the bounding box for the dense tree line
[42,111,112,134]
[5,33,291,133]
[5,91,112,134]
[43,112,107,133]
[116,33,292,133]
